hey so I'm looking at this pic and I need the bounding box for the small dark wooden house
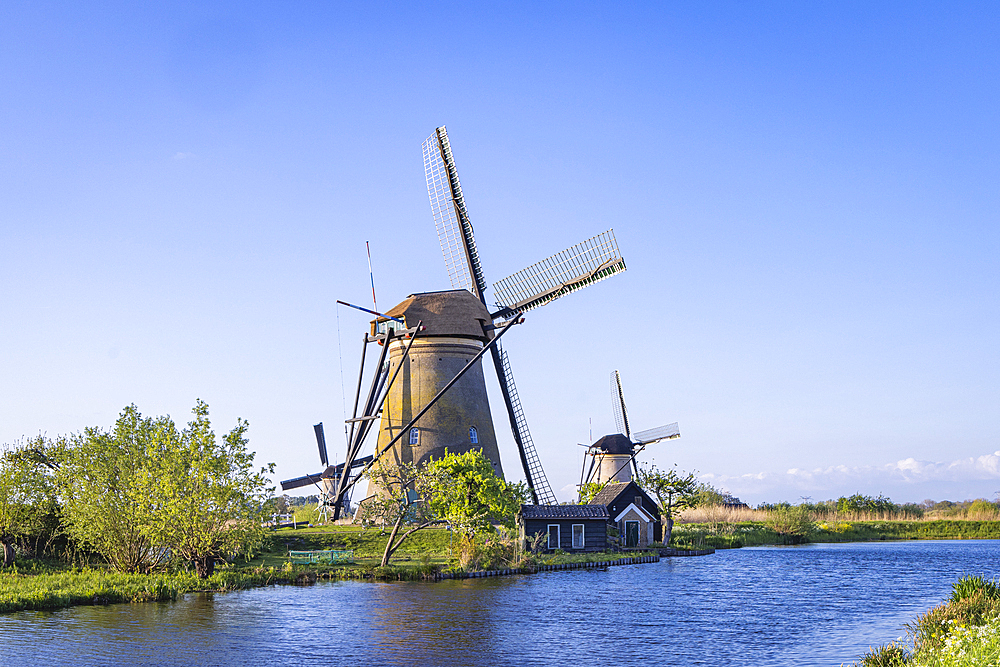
[518,504,609,553]
[591,481,663,546]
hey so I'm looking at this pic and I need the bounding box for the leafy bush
[765,505,812,537]
[850,642,909,666]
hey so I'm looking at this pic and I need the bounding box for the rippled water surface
[3,540,999,666]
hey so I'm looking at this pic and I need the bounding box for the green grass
[850,575,1000,666]
[671,520,1000,549]
[0,526,658,613]
[0,565,283,613]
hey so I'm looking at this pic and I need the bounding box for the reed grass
[849,575,1000,666]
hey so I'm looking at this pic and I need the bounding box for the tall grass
[850,575,1000,666]
[678,506,1000,525]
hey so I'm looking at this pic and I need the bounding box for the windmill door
[625,521,639,548]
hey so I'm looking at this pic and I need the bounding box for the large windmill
[579,370,680,495]
[281,126,627,515]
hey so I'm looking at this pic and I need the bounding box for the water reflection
[2,541,998,667]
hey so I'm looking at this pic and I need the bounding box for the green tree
[635,463,698,545]
[579,481,607,504]
[363,458,448,567]
[426,449,527,543]
[0,437,62,566]
[146,401,274,578]
[57,402,272,576]
[765,505,812,540]
[58,405,169,573]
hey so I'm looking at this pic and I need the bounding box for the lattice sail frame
[611,370,631,438]
[423,127,487,298]
[633,422,681,445]
[492,229,626,313]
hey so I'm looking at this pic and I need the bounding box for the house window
[469,426,478,444]
[409,428,419,445]
[547,524,560,550]
[572,524,585,549]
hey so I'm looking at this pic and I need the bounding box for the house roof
[590,481,629,507]
[519,504,610,520]
[590,480,657,510]
[614,502,657,523]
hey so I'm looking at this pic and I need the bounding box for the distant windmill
[278,423,373,520]
[579,370,680,496]
[281,126,628,517]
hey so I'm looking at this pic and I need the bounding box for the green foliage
[57,406,169,573]
[578,481,606,504]
[764,505,812,537]
[56,402,272,576]
[144,401,274,578]
[850,643,909,666]
[0,437,62,564]
[837,493,897,515]
[426,449,528,539]
[952,575,1000,604]
[690,481,727,508]
[635,463,698,519]
[363,458,449,566]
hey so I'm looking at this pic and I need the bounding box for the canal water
[3,540,998,666]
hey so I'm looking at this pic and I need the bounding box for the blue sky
[2,2,998,505]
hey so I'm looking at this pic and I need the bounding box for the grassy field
[0,525,655,613]
[670,520,1000,549]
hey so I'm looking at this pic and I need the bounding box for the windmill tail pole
[336,300,404,324]
[352,313,525,484]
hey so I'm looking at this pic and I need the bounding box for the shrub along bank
[851,575,1000,666]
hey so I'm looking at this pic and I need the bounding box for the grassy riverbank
[670,520,1000,549]
[852,575,1000,666]
[0,526,655,613]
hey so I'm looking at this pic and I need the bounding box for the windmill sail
[423,127,487,298]
[492,229,626,315]
[611,370,630,438]
[495,341,558,505]
[314,422,329,467]
[633,422,681,444]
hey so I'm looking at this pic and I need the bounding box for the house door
[625,521,639,548]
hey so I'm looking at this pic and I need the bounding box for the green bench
[288,549,354,565]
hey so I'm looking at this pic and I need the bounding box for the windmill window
[409,428,420,445]
[572,524,585,549]
[547,524,560,550]
[469,426,478,444]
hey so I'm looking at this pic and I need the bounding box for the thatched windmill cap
[592,433,634,454]
[377,289,492,341]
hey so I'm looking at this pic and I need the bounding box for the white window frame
[547,524,560,550]
[469,426,478,444]
[572,524,585,549]
[409,427,419,445]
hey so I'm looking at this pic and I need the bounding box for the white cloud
[172,152,196,160]
[701,450,1000,503]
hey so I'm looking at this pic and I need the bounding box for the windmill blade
[492,229,626,315]
[489,340,558,505]
[611,370,630,439]
[314,423,329,467]
[423,126,488,299]
[633,422,681,445]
